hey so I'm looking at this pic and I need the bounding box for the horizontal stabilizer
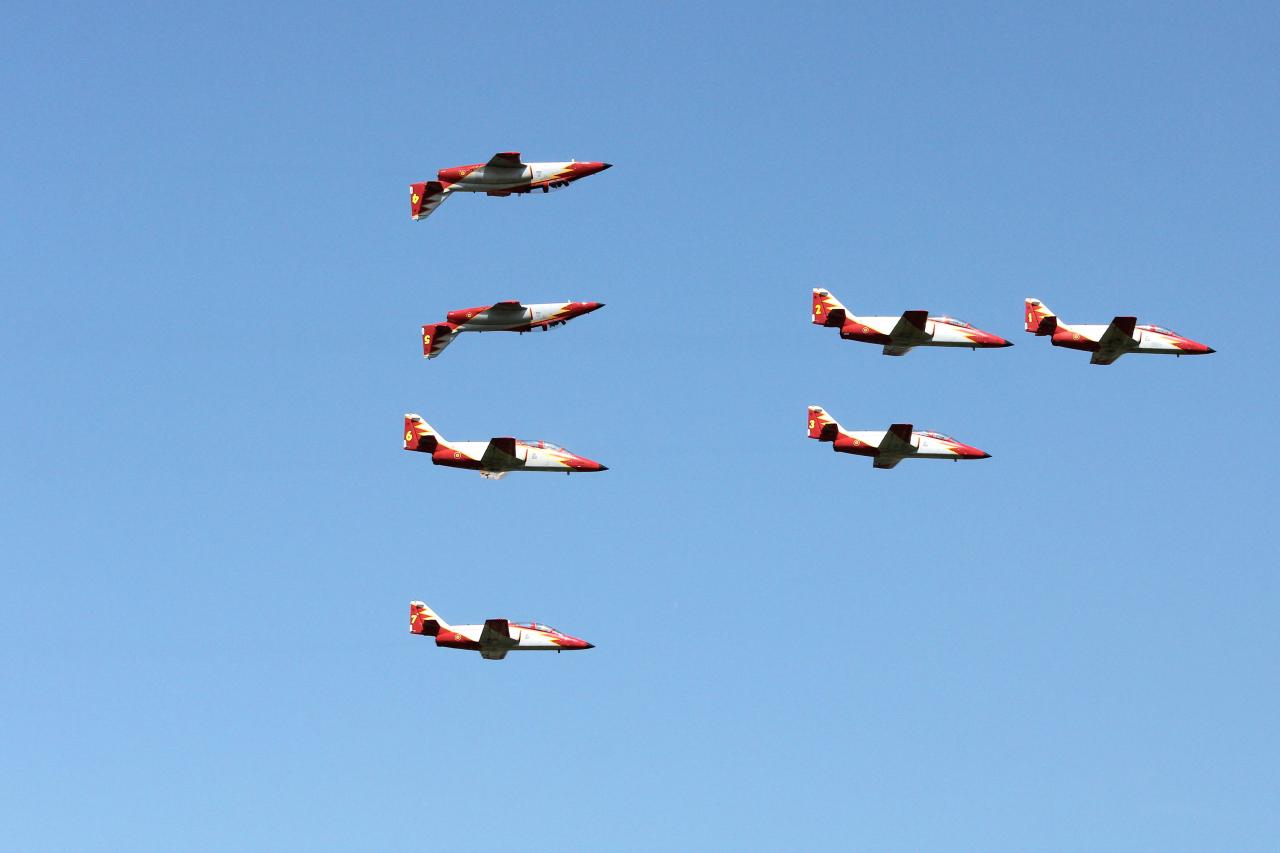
[873,455,903,470]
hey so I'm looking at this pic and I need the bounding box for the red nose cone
[567,457,608,472]
[573,162,611,176]
[1180,340,1214,355]
[563,638,594,650]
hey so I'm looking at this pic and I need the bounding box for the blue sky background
[3,2,1278,849]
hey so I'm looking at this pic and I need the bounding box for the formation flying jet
[403,414,607,479]
[1025,298,1216,365]
[812,288,1012,356]
[410,152,612,221]
[410,601,593,660]
[422,300,604,359]
[807,405,991,469]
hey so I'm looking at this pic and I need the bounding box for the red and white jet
[1024,298,1216,365]
[807,405,991,469]
[410,601,593,661]
[812,288,1012,356]
[410,152,612,221]
[422,300,604,359]
[403,414,607,479]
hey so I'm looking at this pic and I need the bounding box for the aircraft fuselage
[437,161,611,195]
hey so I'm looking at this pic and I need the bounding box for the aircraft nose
[580,301,605,314]
[1206,347,1217,354]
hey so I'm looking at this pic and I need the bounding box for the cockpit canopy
[522,440,565,451]
[1138,324,1177,335]
[933,316,972,329]
[917,430,955,442]
[515,622,558,634]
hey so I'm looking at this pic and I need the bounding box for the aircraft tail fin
[409,181,450,220]
[807,405,839,441]
[812,289,848,327]
[410,601,450,636]
[404,414,444,453]
[422,323,458,359]
[1025,298,1057,334]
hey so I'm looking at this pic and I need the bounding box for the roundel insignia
[453,451,462,458]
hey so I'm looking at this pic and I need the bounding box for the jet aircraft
[807,405,991,469]
[410,601,593,660]
[422,300,604,359]
[1024,298,1215,365]
[410,152,612,221]
[812,288,1012,356]
[403,414,607,479]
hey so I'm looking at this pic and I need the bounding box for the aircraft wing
[486,151,525,169]
[410,181,450,221]
[1092,316,1138,365]
[879,424,915,455]
[480,619,516,647]
[882,344,914,357]
[422,323,457,359]
[479,437,523,470]
[479,619,516,659]
[889,311,932,345]
[873,424,914,469]
[487,300,525,312]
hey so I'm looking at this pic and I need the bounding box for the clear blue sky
[3,2,1278,849]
